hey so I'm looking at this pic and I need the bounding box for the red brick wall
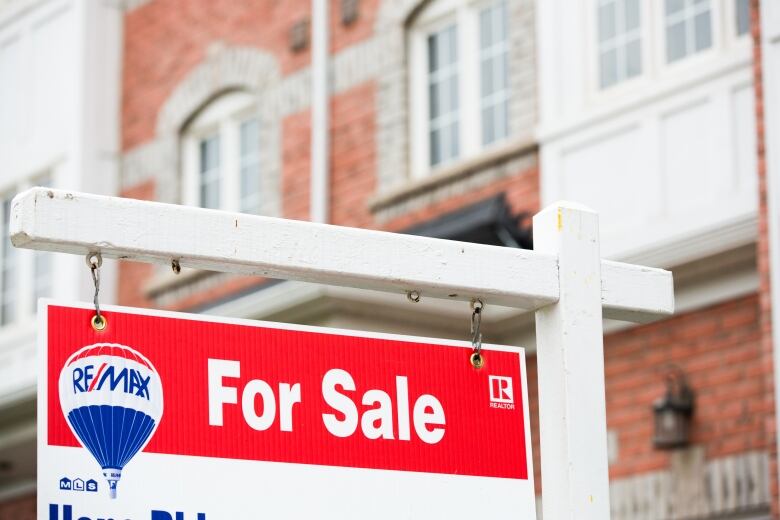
[527,294,769,495]
[330,82,376,228]
[123,0,381,151]
[605,295,765,477]
[0,494,35,520]
[751,0,779,514]
[281,109,312,222]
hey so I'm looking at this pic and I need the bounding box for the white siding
[537,0,756,263]
[0,0,121,412]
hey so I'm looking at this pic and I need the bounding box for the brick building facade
[0,0,778,517]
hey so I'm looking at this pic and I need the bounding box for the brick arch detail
[156,45,281,137]
[375,0,428,30]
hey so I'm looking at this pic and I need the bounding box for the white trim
[310,0,329,223]
[612,211,757,268]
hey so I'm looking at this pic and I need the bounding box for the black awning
[403,194,532,249]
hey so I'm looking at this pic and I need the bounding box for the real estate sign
[39,301,535,519]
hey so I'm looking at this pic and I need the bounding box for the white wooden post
[534,202,611,519]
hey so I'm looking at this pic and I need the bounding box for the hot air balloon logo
[58,343,164,499]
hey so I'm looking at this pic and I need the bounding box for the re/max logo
[71,364,151,400]
[49,504,207,519]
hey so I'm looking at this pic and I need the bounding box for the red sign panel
[47,304,529,480]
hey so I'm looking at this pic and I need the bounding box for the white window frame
[182,91,261,213]
[654,0,723,76]
[661,0,716,65]
[408,0,509,180]
[586,0,652,100]
[594,0,645,90]
[587,0,748,105]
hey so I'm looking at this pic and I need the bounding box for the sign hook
[470,299,484,369]
[86,252,106,331]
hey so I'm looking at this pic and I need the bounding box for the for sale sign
[39,301,536,519]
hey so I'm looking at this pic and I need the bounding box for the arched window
[408,0,510,178]
[181,91,262,214]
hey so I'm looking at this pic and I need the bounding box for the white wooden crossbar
[10,188,673,322]
[11,188,677,518]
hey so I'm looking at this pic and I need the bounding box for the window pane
[666,21,686,62]
[240,119,259,155]
[429,83,440,119]
[445,26,457,66]
[600,48,618,88]
[199,135,220,209]
[1,197,15,325]
[625,0,640,30]
[482,106,495,146]
[626,39,641,78]
[428,23,459,166]
[240,119,261,214]
[492,1,507,42]
[446,74,459,113]
[666,0,684,15]
[494,49,508,91]
[598,2,617,42]
[479,1,509,145]
[480,7,493,48]
[428,36,438,73]
[482,57,494,96]
[430,128,442,166]
[495,99,508,142]
[736,0,750,35]
[694,11,712,51]
[448,121,459,159]
[665,0,711,62]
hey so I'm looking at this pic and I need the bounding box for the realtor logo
[489,376,515,409]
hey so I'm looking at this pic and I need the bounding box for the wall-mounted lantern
[341,0,359,25]
[652,369,695,450]
[289,18,310,53]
